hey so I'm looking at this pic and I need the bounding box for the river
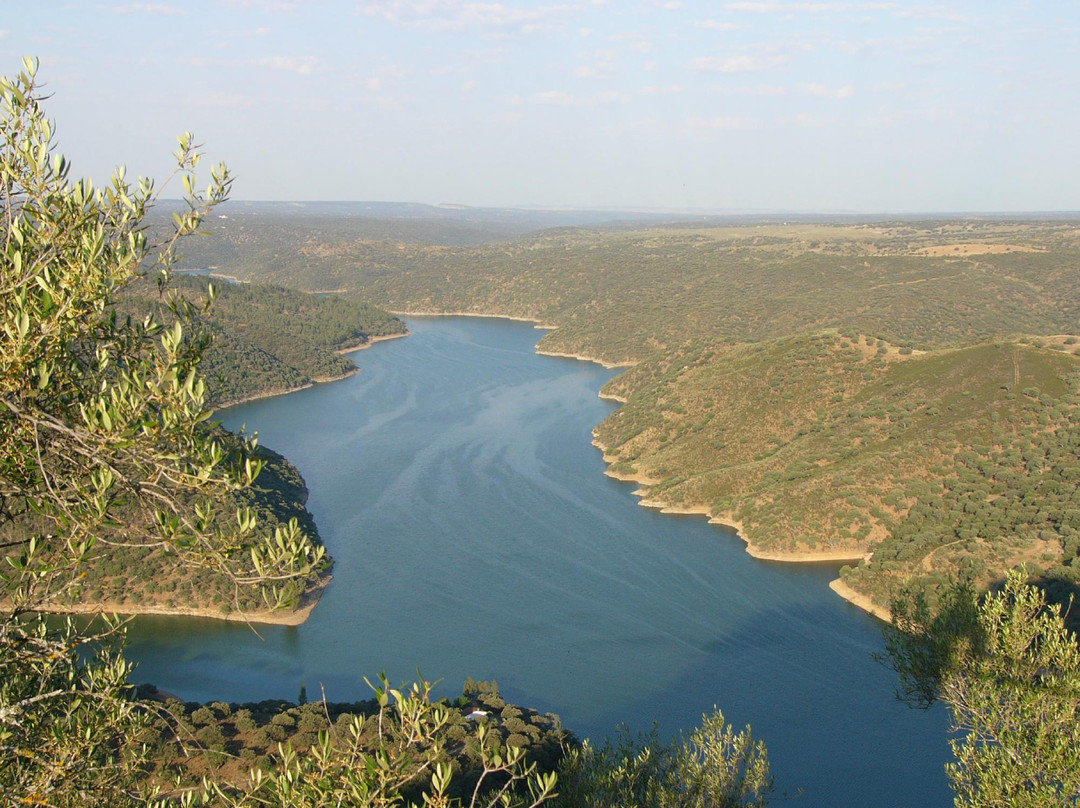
[124,315,951,807]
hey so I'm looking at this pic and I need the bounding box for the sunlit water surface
[125,316,951,807]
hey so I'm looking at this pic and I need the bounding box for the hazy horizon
[194,198,1080,217]
[5,1,1079,213]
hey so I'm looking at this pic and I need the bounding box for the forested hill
[1,442,330,620]
[177,212,1080,615]
[6,269,406,620]
[33,276,407,620]
[122,274,407,406]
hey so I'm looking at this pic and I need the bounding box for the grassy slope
[185,216,1080,613]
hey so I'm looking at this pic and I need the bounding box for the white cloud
[533,89,577,105]
[109,3,184,14]
[684,115,757,131]
[800,82,854,98]
[575,48,616,79]
[610,31,653,54]
[210,25,271,49]
[624,117,662,133]
[711,83,786,95]
[893,5,967,22]
[640,85,682,96]
[357,1,580,35]
[223,0,298,10]
[461,79,478,92]
[210,25,271,37]
[180,55,322,76]
[695,19,744,31]
[725,2,896,12]
[531,89,631,106]
[575,65,605,78]
[690,54,787,72]
[257,56,320,75]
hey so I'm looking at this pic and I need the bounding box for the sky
[2,1,1078,212]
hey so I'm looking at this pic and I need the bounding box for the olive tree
[553,708,772,808]
[193,676,558,808]
[884,570,1080,807]
[1,58,323,806]
[0,59,562,808]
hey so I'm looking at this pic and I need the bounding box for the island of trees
[3,59,1079,806]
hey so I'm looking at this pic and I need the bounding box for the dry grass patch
[913,243,1047,257]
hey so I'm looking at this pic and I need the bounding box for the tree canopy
[884,571,1080,806]
[0,57,322,806]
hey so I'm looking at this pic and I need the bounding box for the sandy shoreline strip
[18,574,332,627]
[829,579,892,622]
[214,332,408,410]
[535,349,635,369]
[395,310,636,369]
[592,433,883,619]
[336,331,409,354]
[396,310,559,330]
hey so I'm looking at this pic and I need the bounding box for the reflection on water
[125,316,951,808]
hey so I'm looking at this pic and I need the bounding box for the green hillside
[597,335,1080,609]
[180,214,1080,613]
[122,275,407,406]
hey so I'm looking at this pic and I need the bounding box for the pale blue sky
[3,1,1078,212]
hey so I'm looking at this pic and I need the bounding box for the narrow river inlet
[125,316,951,807]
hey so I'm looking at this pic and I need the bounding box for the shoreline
[395,309,560,331]
[394,310,635,369]
[336,331,409,355]
[214,332,408,410]
[19,574,332,627]
[536,348,635,369]
[829,578,892,622]
[592,434,883,619]
[599,391,628,404]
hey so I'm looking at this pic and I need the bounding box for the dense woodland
[122,273,406,406]
[132,678,569,803]
[181,214,1080,615]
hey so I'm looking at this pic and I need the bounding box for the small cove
[125,315,951,807]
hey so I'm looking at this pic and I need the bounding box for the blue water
[125,316,951,807]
